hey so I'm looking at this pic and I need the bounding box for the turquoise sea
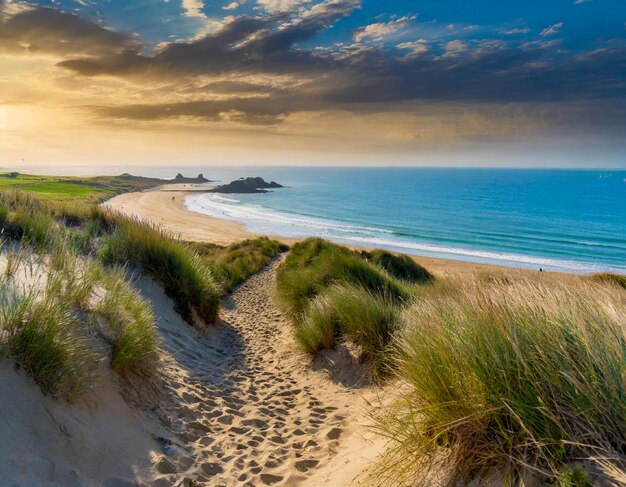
[16,165,626,273]
[181,167,626,274]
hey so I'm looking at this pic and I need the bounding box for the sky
[0,0,625,168]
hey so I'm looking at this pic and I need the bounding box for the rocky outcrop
[171,173,211,184]
[210,177,284,194]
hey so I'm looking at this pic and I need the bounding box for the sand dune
[0,250,384,486]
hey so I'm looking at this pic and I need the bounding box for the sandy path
[140,258,381,486]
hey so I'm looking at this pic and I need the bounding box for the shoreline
[104,184,586,279]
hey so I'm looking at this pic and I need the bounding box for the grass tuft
[296,284,399,375]
[376,276,626,485]
[96,265,159,373]
[363,249,434,283]
[591,272,626,290]
[191,237,283,292]
[0,286,96,398]
[99,214,220,326]
[277,238,410,317]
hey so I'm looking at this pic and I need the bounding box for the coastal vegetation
[376,274,625,485]
[591,272,626,290]
[276,238,430,375]
[277,238,626,485]
[0,188,282,399]
[191,237,286,292]
[99,215,221,326]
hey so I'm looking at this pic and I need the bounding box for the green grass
[0,285,96,398]
[99,214,220,326]
[96,265,158,373]
[277,238,422,377]
[191,237,284,292]
[376,276,626,485]
[296,292,337,355]
[0,172,164,205]
[363,249,434,283]
[276,238,410,318]
[297,284,400,375]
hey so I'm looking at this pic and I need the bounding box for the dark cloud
[95,97,291,125]
[57,0,360,77]
[2,0,625,127]
[0,4,138,56]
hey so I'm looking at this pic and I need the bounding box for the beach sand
[105,184,517,279]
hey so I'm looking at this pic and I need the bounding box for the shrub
[377,277,626,485]
[363,249,434,283]
[99,214,220,326]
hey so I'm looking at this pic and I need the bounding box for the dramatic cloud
[1,0,625,166]
[353,16,415,43]
[396,39,429,57]
[182,0,207,18]
[0,4,137,56]
[256,0,312,14]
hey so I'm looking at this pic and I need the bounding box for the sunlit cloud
[0,0,624,167]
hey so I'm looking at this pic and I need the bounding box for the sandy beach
[105,184,515,279]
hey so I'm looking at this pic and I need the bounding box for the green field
[0,172,163,204]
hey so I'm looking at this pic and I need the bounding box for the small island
[210,177,284,194]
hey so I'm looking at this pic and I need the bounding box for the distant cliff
[210,177,284,194]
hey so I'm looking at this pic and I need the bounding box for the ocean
[182,167,626,274]
[13,165,626,273]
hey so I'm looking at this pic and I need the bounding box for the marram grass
[99,214,220,326]
[375,276,626,485]
[96,265,158,373]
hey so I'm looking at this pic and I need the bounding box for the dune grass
[277,239,424,377]
[298,284,400,375]
[0,284,96,398]
[591,272,626,290]
[376,276,626,485]
[95,265,158,373]
[277,238,410,318]
[191,236,285,292]
[362,249,434,283]
[0,191,57,248]
[99,214,220,326]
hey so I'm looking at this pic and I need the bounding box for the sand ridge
[141,257,381,486]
